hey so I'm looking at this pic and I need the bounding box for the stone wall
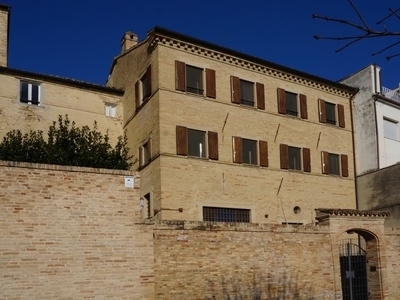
[0,161,154,299]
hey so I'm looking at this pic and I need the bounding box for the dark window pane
[326,102,336,125]
[186,65,203,94]
[188,129,206,157]
[20,82,29,102]
[240,80,254,106]
[143,142,150,164]
[288,147,301,170]
[141,73,148,100]
[329,153,340,175]
[242,139,257,165]
[31,84,39,104]
[286,92,297,116]
[203,207,250,223]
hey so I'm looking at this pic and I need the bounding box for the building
[341,65,400,226]
[107,27,358,224]
[0,4,124,146]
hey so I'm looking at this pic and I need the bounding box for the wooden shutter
[259,140,268,167]
[256,82,265,110]
[175,61,186,91]
[208,131,218,160]
[232,136,242,163]
[176,126,188,155]
[319,99,326,123]
[299,94,308,119]
[302,148,311,172]
[280,144,289,169]
[146,65,152,98]
[341,154,349,177]
[231,76,240,104]
[205,69,216,98]
[135,81,140,109]
[321,151,329,174]
[277,88,286,114]
[338,104,345,128]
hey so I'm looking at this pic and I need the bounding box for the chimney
[0,4,10,67]
[121,31,138,54]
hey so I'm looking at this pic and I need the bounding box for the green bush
[0,115,132,170]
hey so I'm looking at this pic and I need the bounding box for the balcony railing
[382,86,400,102]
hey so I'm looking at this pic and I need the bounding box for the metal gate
[339,239,369,300]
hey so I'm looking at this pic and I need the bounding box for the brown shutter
[299,94,308,119]
[338,104,345,128]
[135,81,140,109]
[232,136,242,163]
[341,154,349,177]
[302,148,311,172]
[322,151,329,174]
[231,76,240,104]
[277,88,286,114]
[319,99,326,123]
[280,144,289,169]
[176,126,188,155]
[146,65,152,98]
[259,140,268,167]
[139,146,143,167]
[175,61,186,91]
[256,82,265,110]
[205,69,216,98]
[208,131,218,160]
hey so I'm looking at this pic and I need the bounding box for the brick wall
[0,161,154,299]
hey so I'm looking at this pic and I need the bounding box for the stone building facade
[107,27,358,225]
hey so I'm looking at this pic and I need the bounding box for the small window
[139,139,152,168]
[140,193,152,219]
[383,118,398,140]
[325,102,336,125]
[188,129,206,158]
[20,81,40,105]
[203,206,250,223]
[186,65,203,95]
[242,139,257,165]
[285,92,298,116]
[141,72,149,100]
[329,153,340,175]
[288,146,301,170]
[105,103,117,118]
[135,65,151,109]
[240,80,254,106]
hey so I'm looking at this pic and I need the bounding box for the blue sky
[4,0,400,89]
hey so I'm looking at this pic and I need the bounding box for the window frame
[321,151,348,177]
[187,128,206,158]
[277,88,307,119]
[20,80,40,105]
[176,126,219,160]
[232,137,268,167]
[203,206,250,223]
[319,99,345,128]
[383,118,399,140]
[135,65,152,110]
[280,144,311,172]
[105,103,117,118]
[231,76,265,110]
[139,138,152,169]
[186,65,204,95]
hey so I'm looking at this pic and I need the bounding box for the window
[105,103,117,118]
[231,76,265,109]
[232,137,268,167]
[175,61,216,98]
[135,65,152,109]
[321,151,348,177]
[277,88,307,119]
[20,81,40,105]
[139,139,152,168]
[176,126,218,160]
[280,144,311,172]
[140,193,152,219]
[203,206,250,223]
[319,99,345,128]
[383,118,398,140]
[188,129,206,158]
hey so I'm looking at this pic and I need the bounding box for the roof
[0,66,124,95]
[146,26,358,94]
[0,3,11,11]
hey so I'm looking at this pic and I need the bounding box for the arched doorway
[338,229,381,300]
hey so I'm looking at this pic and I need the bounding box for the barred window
[203,206,250,223]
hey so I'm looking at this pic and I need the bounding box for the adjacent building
[107,27,358,224]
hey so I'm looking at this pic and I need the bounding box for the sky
[4,0,400,89]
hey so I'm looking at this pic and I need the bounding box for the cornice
[150,34,355,99]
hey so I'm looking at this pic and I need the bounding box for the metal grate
[203,207,250,223]
[339,239,368,300]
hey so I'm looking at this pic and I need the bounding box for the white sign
[124,176,134,188]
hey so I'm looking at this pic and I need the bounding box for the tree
[313,0,400,60]
[0,115,133,170]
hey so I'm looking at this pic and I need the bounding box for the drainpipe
[349,91,359,209]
